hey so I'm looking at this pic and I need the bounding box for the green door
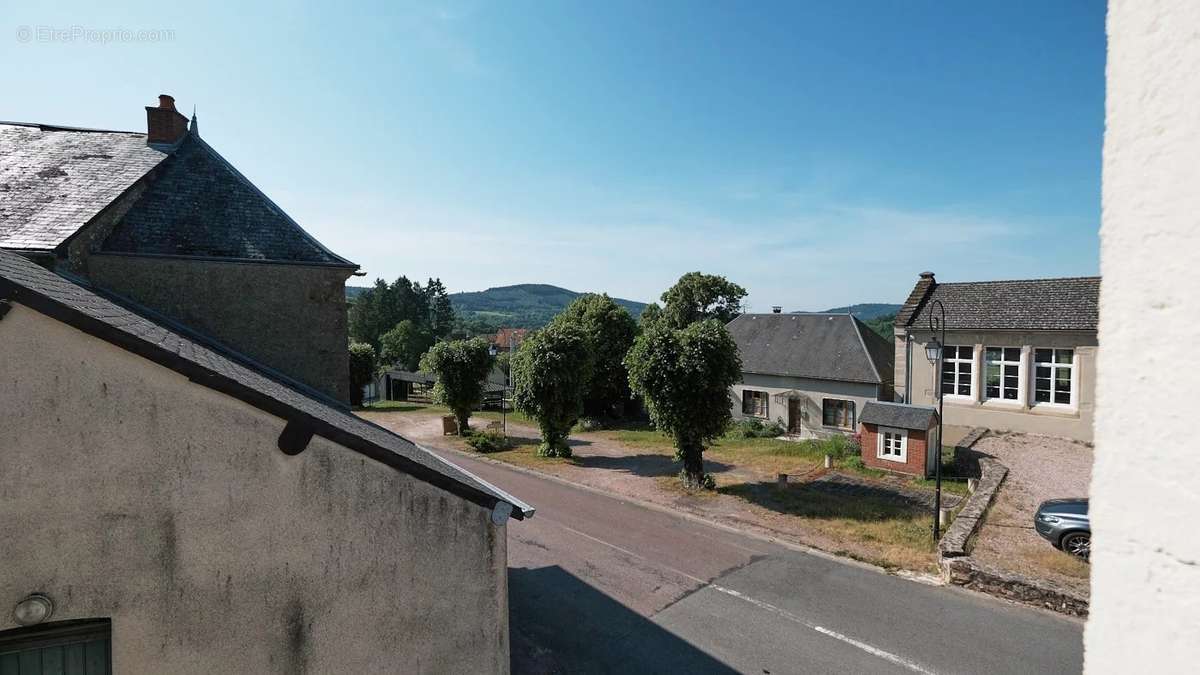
[0,621,110,675]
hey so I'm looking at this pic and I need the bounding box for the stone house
[893,272,1099,442]
[858,401,940,477]
[0,249,532,672]
[0,94,356,402]
[726,312,894,438]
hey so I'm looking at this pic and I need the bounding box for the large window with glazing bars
[940,345,974,397]
[1034,348,1074,406]
[822,398,855,429]
[984,347,1022,401]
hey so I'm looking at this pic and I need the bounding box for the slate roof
[0,248,531,520]
[726,313,894,384]
[102,134,353,265]
[0,122,168,250]
[0,121,354,267]
[860,401,938,431]
[899,275,1101,331]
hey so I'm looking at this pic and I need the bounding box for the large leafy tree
[658,272,747,329]
[511,322,594,457]
[625,319,742,488]
[379,320,434,372]
[349,276,451,349]
[348,341,377,407]
[419,338,494,432]
[553,294,638,419]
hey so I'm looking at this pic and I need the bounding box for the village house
[0,249,532,671]
[893,272,1099,442]
[0,95,356,402]
[726,311,894,438]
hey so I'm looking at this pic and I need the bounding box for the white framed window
[1033,348,1075,407]
[742,390,768,418]
[877,427,907,462]
[984,347,1022,402]
[940,345,974,398]
[822,398,856,429]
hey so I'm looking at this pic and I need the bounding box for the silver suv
[1034,498,1090,561]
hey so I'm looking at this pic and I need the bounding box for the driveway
[969,433,1093,594]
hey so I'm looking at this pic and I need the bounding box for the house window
[1034,348,1075,406]
[940,345,974,397]
[984,347,1022,401]
[877,427,907,462]
[742,390,768,418]
[822,399,855,429]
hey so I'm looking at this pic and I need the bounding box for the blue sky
[2,1,1105,310]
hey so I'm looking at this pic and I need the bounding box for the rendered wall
[0,304,509,674]
[730,373,879,438]
[1085,1,1200,669]
[902,328,1096,442]
[86,253,353,403]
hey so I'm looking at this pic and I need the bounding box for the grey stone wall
[85,253,352,402]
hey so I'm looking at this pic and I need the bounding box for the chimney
[919,271,935,281]
[145,94,190,145]
[771,306,783,314]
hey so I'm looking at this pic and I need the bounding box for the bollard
[824,454,832,469]
[777,473,788,485]
[939,508,951,528]
[967,478,978,493]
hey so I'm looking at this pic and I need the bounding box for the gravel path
[969,433,1093,594]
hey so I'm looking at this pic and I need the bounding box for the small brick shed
[858,401,940,477]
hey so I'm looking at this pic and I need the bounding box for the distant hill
[815,303,902,320]
[449,284,647,329]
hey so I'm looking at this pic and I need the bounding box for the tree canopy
[349,276,455,352]
[656,272,747,329]
[552,293,638,419]
[419,338,495,432]
[625,319,742,488]
[348,341,377,407]
[379,320,434,372]
[511,322,594,457]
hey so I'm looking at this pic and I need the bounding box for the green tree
[348,276,433,349]
[639,302,663,328]
[658,272,747,329]
[419,338,495,433]
[379,320,434,372]
[625,319,742,488]
[553,294,637,419]
[348,341,377,407]
[511,322,594,457]
[424,278,456,339]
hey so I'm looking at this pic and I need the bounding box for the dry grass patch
[719,482,938,572]
[1028,548,1091,579]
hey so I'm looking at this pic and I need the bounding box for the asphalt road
[437,449,1084,675]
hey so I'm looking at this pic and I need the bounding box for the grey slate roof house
[894,271,1100,441]
[0,214,531,670]
[726,312,894,438]
[1,94,356,402]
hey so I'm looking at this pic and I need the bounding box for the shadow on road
[509,565,736,674]
[571,454,731,478]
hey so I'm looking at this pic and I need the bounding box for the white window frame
[940,345,975,400]
[877,427,908,463]
[1032,348,1078,409]
[742,389,769,418]
[984,346,1023,404]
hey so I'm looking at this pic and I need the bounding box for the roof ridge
[847,314,883,384]
[0,120,144,135]
[934,275,1101,285]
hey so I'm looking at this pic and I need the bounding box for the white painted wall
[1085,1,1200,670]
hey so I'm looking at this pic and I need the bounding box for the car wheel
[1061,532,1091,561]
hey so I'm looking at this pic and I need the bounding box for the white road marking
[537,514,939,675]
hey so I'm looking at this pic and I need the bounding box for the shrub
[576,417,603,432]
[843,454,867,471]
[823,433,860,460]
[463,429,512,453]
[729,418,785,439]
[678,469,717,490]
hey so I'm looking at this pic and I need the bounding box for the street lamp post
[924,299,947,541]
